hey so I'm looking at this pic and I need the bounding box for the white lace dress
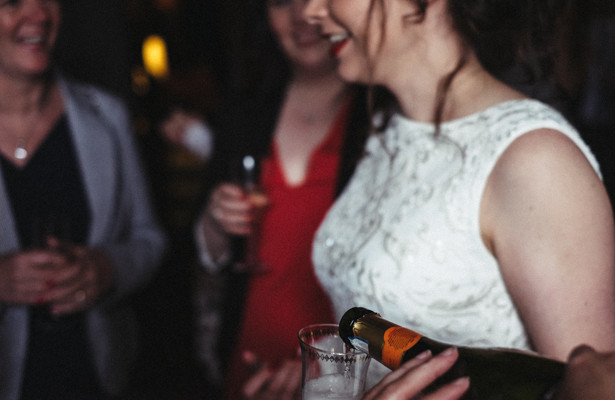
[312,99,600,385]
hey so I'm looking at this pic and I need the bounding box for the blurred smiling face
[305,0,425,86]
[267,0,336,74]
[321,0,374,83]
[0,0,61,79]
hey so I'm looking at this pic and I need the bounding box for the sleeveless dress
[312,99,601,385]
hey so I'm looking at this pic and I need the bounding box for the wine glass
[30,214,71,249]
[230,154,269,274]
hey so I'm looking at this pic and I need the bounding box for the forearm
[194,208,231,273]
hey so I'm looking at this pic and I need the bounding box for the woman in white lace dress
[304,0,615,390]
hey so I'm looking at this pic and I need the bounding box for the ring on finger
[212,206,224,221]
[74,289,87,303]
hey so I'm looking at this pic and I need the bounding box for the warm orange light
[142,34,169,79]
[154,0,177,12]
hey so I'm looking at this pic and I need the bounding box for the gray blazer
[0,75,167,399]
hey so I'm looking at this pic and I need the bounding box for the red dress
[224,101,352,399]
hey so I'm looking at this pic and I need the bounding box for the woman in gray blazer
[0,1,166,398]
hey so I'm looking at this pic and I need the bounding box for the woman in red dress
[181,0,370,398]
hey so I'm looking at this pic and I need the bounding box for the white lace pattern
[312,100,600,383]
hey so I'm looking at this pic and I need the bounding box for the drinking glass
[30,214,73,322]
[299,324,371,400]
[30,214,72,249]
[230,154,269,273]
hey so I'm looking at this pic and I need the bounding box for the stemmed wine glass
[230,154,269,274]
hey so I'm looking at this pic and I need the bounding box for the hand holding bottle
[364,345,615,400]
[556,345,615,400]
[339,307,565,399]
[362,348,469,400]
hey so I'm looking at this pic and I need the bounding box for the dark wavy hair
[371,0,573,133]
[212,0,370,194]
[225,0,291,101]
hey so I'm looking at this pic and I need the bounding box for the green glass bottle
[339,307,565,400]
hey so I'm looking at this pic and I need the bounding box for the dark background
[52,1,615,399]
[55,1,230,398]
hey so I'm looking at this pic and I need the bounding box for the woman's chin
[336,65,367,85]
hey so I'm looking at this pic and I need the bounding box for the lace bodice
[312,100,600,383]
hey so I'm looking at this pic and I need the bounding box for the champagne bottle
[339,307,565,400]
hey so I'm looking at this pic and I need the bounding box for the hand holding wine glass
[41,237,115,315]
[0,221,114,315]
[205,154,269,272]
[0,247,68,305]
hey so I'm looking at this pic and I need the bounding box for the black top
[1,115,102,399]
[1,115,90,247]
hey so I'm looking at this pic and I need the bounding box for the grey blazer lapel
[59,78,119,245]
[0,175,19,253]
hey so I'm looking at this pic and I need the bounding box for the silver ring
[75,290,87,303]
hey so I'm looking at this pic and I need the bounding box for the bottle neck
[351,314,424,369]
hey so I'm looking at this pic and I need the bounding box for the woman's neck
[0,73,62,165]
[273,69,349,186]
[0,73,53,116]
[393,54,525,123]
[287,69,349,118]
[292,66,348,97]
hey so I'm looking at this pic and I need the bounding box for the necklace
[1,80,55,162]
[14,138,28,160]
[2,110,43,161]
[0,112,40,161]
[11,123,38,161]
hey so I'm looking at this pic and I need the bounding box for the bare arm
[481,129,615,360]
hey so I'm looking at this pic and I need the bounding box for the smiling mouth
[19,36,46,45]
[329,33,349,57]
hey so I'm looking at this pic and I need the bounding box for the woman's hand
[363,348,469,400]
[160,109,201,147]
[206,183,269,237]
[557,345,615,400]
[0,248,67,304]
[0,238,114,314]
[241,351,302,400]
[195,182,269,267]
[160,109,213,160]
[42,237,115,315]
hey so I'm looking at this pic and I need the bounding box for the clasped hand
[0,237,114,315]
[241,351,302,400]
[207,183,269,237]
